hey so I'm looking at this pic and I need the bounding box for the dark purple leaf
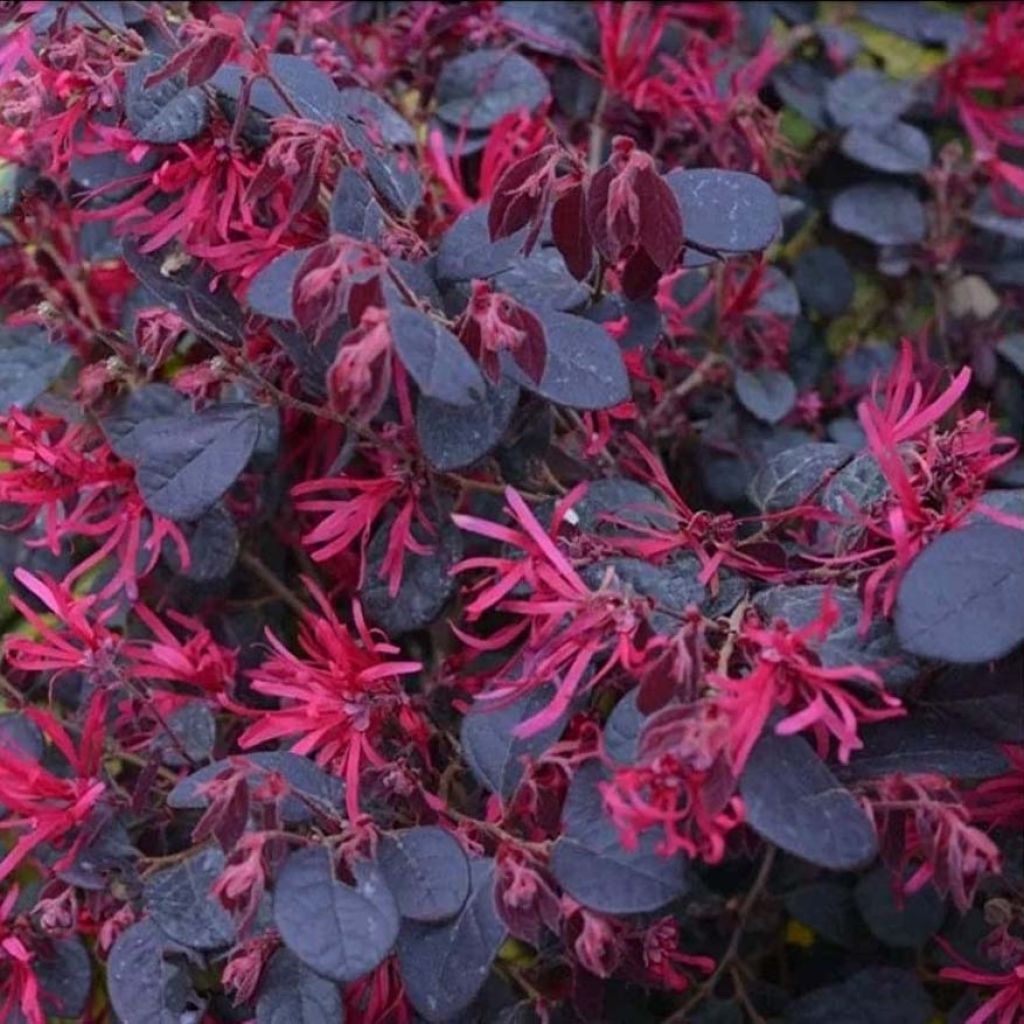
[772,61,829,127]
[499,1,599,57]
[274,847,399,983]
[390,305,485,406]
[168,752,344,823]
[247,249,311,321]
[174,503,239,582]
[840,122,932,174]
[825,68,914,129]
[417,376,520,471]
[461,683,569,801]
[122,239,244,346]
[337,86,415,146]
[362,145,423,217]
[211,54,341,124]
[550,762,690,913]
[35,935,92,1019]
[378,827,471,922]
[753,585,916,692]
[256,948,343,1024]
[144,847,236,950]
[57,816,137,891]
[153,701,216,767]
[748,442,854,512]
[894,523,1024,663]
[492,250,589,311]
[603,690,644,765]
[837,712,1009,782]
[437,206,529,282]
[740,731,878,870]
[118,403,261,522]
[396,858,507,1022]
[792,246,854,317]
[0,325,70,412]
[435,50,549,131]
[784,967,932,1024]
[831,184,926,246]
[103,388,191,465]
[666,169,781,253]
[922,652,1024,742]
[126,55,208,144]
[0,712,43,761]
[735,368,798,424]
[330,168,385,242]
[361,517,462,635]
[502,310,629,410]
[854,867,946,949]
[784,881,871,950]
[107,919,200,1024]
[584,294,662,351]
[581,556,704,634]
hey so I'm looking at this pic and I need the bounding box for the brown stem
[239,551,309,618]
[664,845,777,1023]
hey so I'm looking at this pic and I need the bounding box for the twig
[664,845,777,1023]
[239,551,309,618]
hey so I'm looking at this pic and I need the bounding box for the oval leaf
[825,68,914,129]
[417,376,520,471]
[337,86,415,146]
[461,683,569,801]
[274,847,399,983]
[840,122,932,174]
[502,310,629,410]
[122,239,244,345]
[126,55,208,144]
[666,168,781,253]
[167,751,344,824]
[396,858,507,1022]
[436,206,529,283]
[831,184,926,246]
[735,368,797,424]
[107,919,198,1024]
[361,517,462,635]
[435,50,549,131]
[740,731,878,870]
[247,249,310,320]
[838,712,1009,782]
[390,305,485,407]
[748,442,853,512]
[784,967,932,1024]
[35,935,92,1019]
[894,523,1024,663]
[144,847,236,950]
[378,827,471,922]
[550,762,690,913]
[125,403,261,522]
[0,325,70,412]
[256,949,343,1024]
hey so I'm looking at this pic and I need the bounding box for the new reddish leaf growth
[587,137,684,298]
[457,280,547,384]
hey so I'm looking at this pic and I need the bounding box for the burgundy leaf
[488,148,552,243]
[552,182,593,280]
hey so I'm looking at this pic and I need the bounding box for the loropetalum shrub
[0,2,1023,1023]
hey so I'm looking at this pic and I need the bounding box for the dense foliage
[0,2,1022,1022]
